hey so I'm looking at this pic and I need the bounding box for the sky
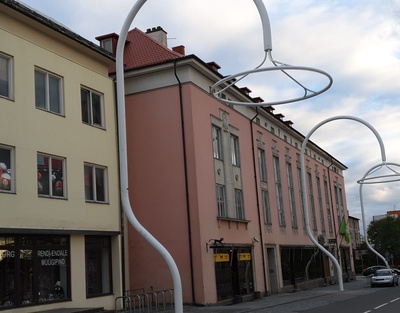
[18,0,400,233]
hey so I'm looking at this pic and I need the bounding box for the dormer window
[100,38,113,53]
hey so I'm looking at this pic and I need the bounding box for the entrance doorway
[214,246,254,302]
[266,247,279,294]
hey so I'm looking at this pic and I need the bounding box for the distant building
[348,215,361,250]
[1,1,123,311]
[98,26,354,305]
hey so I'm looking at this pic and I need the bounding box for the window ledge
[217,217,250,229]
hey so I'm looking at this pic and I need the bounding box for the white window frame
[0,52,13,100]
[37,153,66,198]
[316,176,326,233]
[230,135,240,166]
[258,149,267,182]
[212,126,222,160]
[84,163,108,203]
[216,184,226,217]
[0,144,14,193]
[81,86,105,128]
[286,162,297,229]
[273,156,285,227]
[234,188,245,220]
[34,68,64,115]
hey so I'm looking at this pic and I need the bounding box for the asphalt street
[174,276,378,313]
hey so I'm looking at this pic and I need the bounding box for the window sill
[217,217,250,229]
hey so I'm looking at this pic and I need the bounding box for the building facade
[1,1,123,311]
[98,27,354,305]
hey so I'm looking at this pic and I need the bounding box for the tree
[367,216,400,263]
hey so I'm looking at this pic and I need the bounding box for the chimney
[172,45,185,55]
[146,26,168,47]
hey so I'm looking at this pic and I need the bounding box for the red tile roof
[123,28,183,70]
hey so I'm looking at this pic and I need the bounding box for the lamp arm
[253,0,272,51]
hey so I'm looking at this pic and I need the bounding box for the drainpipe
[174,60,196,304]
[250,109,268,295]
[115,1,183,312]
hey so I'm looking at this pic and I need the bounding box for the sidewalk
[176,276,373,313]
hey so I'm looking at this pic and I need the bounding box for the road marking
[374,302,388,309]
[362,311,371,313]
[390,297,400,303]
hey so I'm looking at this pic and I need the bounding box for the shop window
[37,154,66,198]
[0,145,14,193]
[34,68,63,115]
[84,163,108,203]
[214,247,254,302]
[0,235,70,309]
[81,87,104,128]
[85,236,112,297]
[0,52,13,99]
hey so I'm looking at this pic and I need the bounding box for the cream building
[0,1,122,311]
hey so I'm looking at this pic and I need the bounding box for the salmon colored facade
[99,28,355,305]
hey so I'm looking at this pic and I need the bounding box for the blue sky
[19,0,400,232]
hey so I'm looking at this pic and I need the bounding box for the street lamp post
[358,161,400,268]
[300,115,391,292]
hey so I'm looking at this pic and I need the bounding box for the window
[258,149,267,182]
[262,189,272,224]
[230,135,240,166]
[307,172,317,231]
[81,87,104,128]
[100,38,113,53]
[85,236,112,297]
[216,184,226,217]
[0,235,70,309]
[286,162,297,228]
[324,180,334,233]
[84,163,108,202]
[234,189,245,220]
[273,156,285,227]
[0,145,14,193]
[212,126,222,159]
[316,176,326,233]
[0,52,13,99]
[297,167,306,230]
[35,68,63,114]
[37,154,65,198]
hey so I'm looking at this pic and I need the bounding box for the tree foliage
[367,216,400,258]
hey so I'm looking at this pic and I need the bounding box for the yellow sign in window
[238,253,251,261]
[214,253,230,262]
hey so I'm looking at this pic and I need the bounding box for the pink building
[98,27,354,306]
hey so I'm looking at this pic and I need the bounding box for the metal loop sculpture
[210,0,333,106]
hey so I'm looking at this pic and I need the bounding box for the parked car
[362,265,387,276]
[370,269,399,287]
[392,268,400,275]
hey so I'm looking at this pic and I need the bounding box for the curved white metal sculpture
[210,0,333,106]
[115,1,335,311]
[300,115,392,291]
[358,162,400,269]
[115,0,184,312]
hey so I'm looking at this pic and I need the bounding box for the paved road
[176,276,378,313]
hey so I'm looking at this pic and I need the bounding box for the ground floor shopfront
[209,243,354,304]
[0,232,123,312]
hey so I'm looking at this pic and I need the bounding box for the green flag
[339,218,350,244]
